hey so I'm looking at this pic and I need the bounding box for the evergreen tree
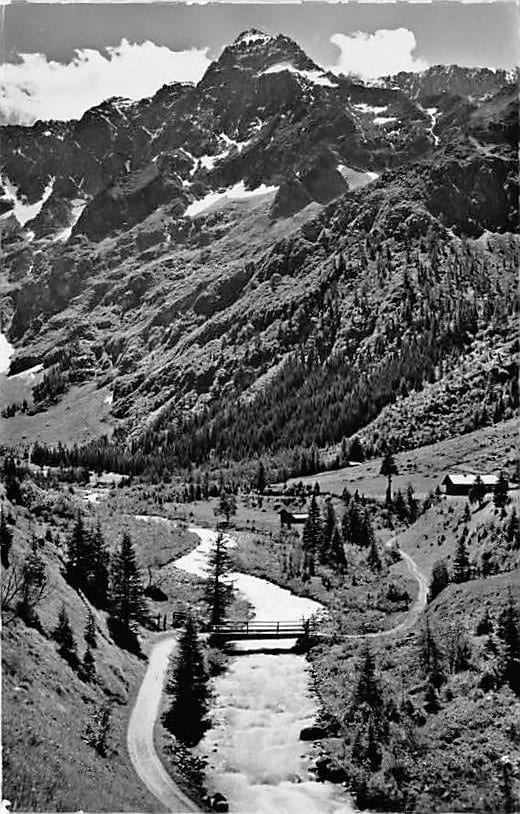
[218,490,237,524]
[80,647,97,683]
[493,472,509,511]
[496,588,520,693]
[424,678,442,714]
[418,618,445,687]
[53,604,79,670]
[329,525,347,571]
[469,475,486,507]
[320,499,337,563]
[302,495,322,568]
[254,461,267,495]
[367,536,382,572]
[463,503,471,524]
[202,471,210,500]
[353,644,384,712]
[407,484,419,523]
[85,521,110,608]
[110,533,147,636]
[476,606,494,636]
[362,509,376,550]
[84,609,98,649]
[380,451,399,506]
[507,507,520,548]
[452,536,471,583]
[350,437,365,462]
[342,500,366,547]
[205,532,234,626]
[65,511,88,588]
[163,613,209,745]
[18,543,47,627]
[428,559,450,602]
[0,507,13,569]
[393,489,407,521]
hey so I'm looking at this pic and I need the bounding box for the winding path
[344,538,429,640]
[127,634,200,813]
[127,531,428,811]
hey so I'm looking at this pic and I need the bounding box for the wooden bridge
[208,618,319,642]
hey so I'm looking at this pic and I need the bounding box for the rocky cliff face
[1,30,459,245]
[0,32,518,457]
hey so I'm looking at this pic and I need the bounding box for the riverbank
[171,526,354,813]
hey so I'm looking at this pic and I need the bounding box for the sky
[0,2,518,124]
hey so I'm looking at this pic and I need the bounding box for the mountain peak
[233,29,273,47]
[200,30,321,90]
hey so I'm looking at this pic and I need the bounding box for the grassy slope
[284,419,517,499]
[2,513,156,812]
[0,382,115,448]
[1,481,213,812]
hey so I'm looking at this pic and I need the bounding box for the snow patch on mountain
[185,181,278,217]
[262,63,337,88]
[54,198,88,243]
[354,103,389,116]
[1,176,55,226]
[374,116,398,125]
[337,165,379,190]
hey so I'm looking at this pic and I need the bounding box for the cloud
[0,39,211,124]
[329,28,428,80]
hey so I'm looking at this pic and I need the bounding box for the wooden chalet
[441,474,500,496]
[280,509,308,528]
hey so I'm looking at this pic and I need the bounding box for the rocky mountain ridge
[0,31,518,469]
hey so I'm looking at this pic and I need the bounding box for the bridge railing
[209,618,318,635]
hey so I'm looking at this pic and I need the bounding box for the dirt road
[345,538,429,640]
[127,634,200,813]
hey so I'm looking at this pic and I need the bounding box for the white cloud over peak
[0,39,211,124]
[329,28,428,80]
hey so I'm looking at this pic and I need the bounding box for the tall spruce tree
[452,536,471,583]
[302,494,322,572]
[53,604,79,670]
[66,511,88,588]
[80,647,97,683]
[205,532,234,626]
[469,475,486,507]
[84,609,98,649]
[418,618,445,688]
[0,507,13,569]
[367,535,382,572]
[110,533,147,636]
[353,643,384,712]
[322,499,337,553]
[329,525,347,570]
[380,451,399,506]
[497,588,520,693]
[507,508,519,548]
[493,472,509,511]
[163,613,209,745]
[428,559,450,602]
[254,461,267,495]
[86,521,110,608]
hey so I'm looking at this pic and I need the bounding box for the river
[174,526,353,814]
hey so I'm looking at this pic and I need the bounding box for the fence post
[276,621,279,636]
